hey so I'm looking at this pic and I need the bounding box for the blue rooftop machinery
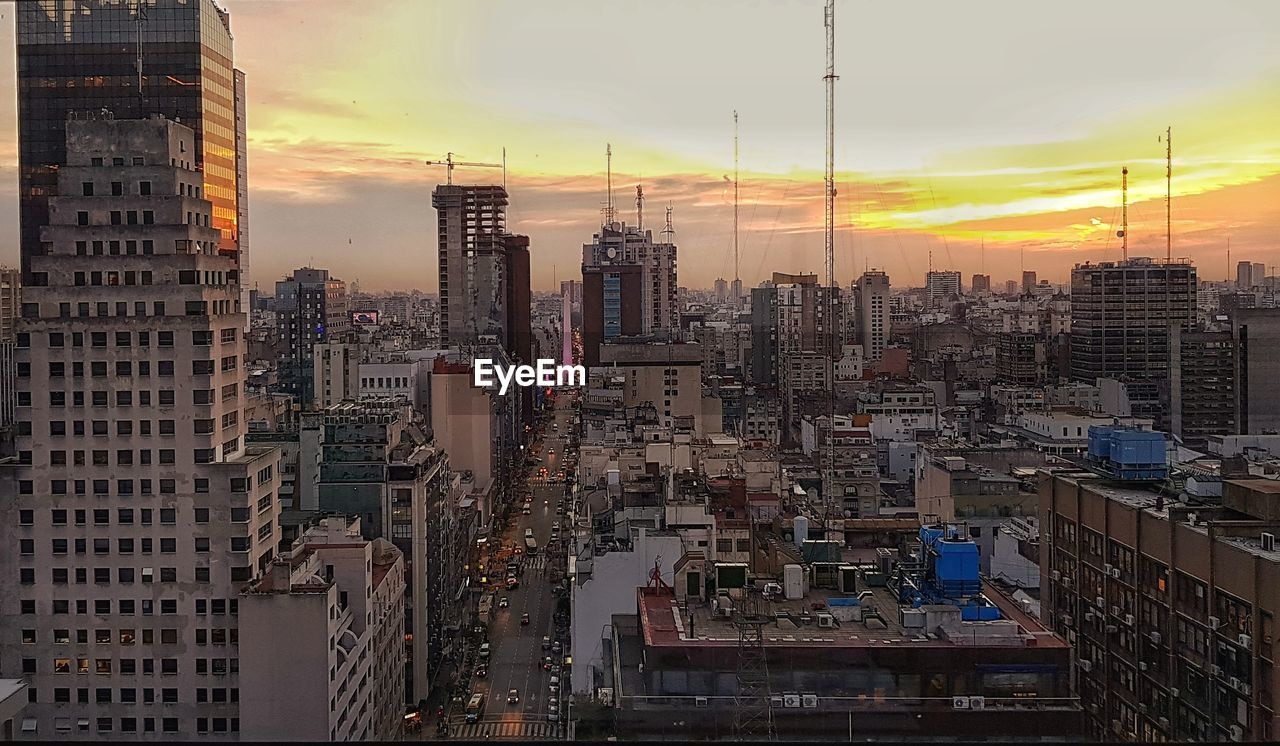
[889,524,1001,622]
[1085,426,1167,481]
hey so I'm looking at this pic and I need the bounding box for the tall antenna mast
[605,143,615,226]
[1120,166,1129,261]
[734,110,741,289]
[661,204,675,244]
[636,184,644,232]
[1226,236,1231,282]
[502,146,507,191]
[1164,126,1172,261]
[823,0,837,299]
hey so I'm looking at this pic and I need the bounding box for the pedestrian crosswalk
[451,719,562,740]
[523,556,549,571]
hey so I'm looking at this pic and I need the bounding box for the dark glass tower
[16,0,240,282]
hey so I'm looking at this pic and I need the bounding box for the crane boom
[424,152,503,185]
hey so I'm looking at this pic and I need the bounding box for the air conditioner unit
[1139,662,1148,671]
[1238,633,1252,648]
[1240,683,1251,695]
[1230,724,1244,742]
[1062,614,1073,628]
[952,696,970,709]
[1067,630,1077,643]
[801,694,818,709]
[1106,625,1118,634]
[1159,716,1170,729]
[695,697,708,708]
[1051,570,1061,581]
[1085,612,1095,622]
[1138,703,1148,714]
[783,694,801,709]
[1168,688,1179,698]
[1111,719,1123,734]
[1150,631,1162,644]
[1104,563,1114,575]
[1111,605,1121,617]
[1079,660,1093,673]
[1111,567,1121,579]
[1088,703,1099,715]
[969,696,986,710]
[1263,533,1276,552]
[1230,677,1241,690]
[1124,614,1135,626]
[1208,615,1221,629]
[1096,596,1106,608]
[1209,664,1222,676]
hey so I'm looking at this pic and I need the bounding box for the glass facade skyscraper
[16,0,241,282]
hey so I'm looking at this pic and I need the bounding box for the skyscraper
[275,268,350,405]
[971,273,991,295]
[16,0,243,283]
[854,270,890,362]
[2,116,281,739]
[714,277,728,303]
[1021,270,1038,293]
[432,185,532,359]
[1069,258,1196,383]
[582,264,643,368]
[1236,260,1256,289]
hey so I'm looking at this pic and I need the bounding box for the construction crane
[424,152,504,186]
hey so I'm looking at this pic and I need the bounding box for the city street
[444,395,574,740]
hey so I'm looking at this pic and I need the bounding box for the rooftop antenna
[823,0,837,319]
[502,146,507,191]
[135,1,148,113]
[636,184,644,232]
[661,203,675,244]
[1119,166,1129,261]
[734,110,741,291]
[605,143,616,226]
[1159,126,1171,261]
[1226,236,1231,282]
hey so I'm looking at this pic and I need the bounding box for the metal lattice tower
[733,591,775,739]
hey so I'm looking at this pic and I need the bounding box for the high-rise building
[730,278,743,306]
[713,277,728,303]
[854,270,890,362]
[1167,328,1237,449]
[582,223,678,338]
[582,264,643,368]
[275,268,349,405]
[1253,262,1268,288]
[1070,258,1196,383]
[1235,308,1280,435]
[1041,472,1280,742]
[1237,260,1257,289]
[1021,270,1038,293]
[432,184,507,346]
[996,332,1046,386]
[0,267,20,342]
[1005,279,1019,295]
[16,0,242,283]
[971,273,991,295]
[925,270,961,308]
[560,280,581,365]
[2,116,282,740]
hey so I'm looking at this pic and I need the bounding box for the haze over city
[2,0,1279,291]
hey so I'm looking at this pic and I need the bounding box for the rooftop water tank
[792,515,809,551]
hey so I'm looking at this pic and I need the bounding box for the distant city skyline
[1,0,1279,291]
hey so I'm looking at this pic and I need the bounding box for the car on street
[525,528,534,539]
[506,576,519,590]
[541,635,551,650]
[522,506,531,514]
[548,448,555,455]
[478,643,491,660]
[476,666,487,678]
[542,656,553,670]
[551,641,562,654]
[547,707,559,721]
[548,675,560,691]
[499,596,509,608]
[521,613,531,625]
[550,664,561,676]
[507,689,519,705]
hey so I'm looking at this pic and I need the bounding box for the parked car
[541,636,551,650]
[551,641,562,655]
[542,656,553,670]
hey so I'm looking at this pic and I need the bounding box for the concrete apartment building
[925,270,961,308]
[582,263,643,368]
[313,340,363,408]
[1069,258,1197,384]
[0,266,19,342]
[1235,309,1280,436]
[582,222,678,339]
[854,269,890,361]
[240,517,405,741]
[1040,472,1280,742]
[274,267,349,406]
[598,342,719,435]
[432,184,507,347]
[1,116,282,740]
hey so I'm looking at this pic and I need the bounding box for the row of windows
[20,627,235,646]
[18,598,241,616]
[20,565,221,585]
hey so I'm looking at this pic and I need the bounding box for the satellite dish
[606,247,617,260]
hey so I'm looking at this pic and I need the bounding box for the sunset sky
[2,0,1279,292]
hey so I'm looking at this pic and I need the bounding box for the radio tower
[823,0,837,308]
[733,589,775,739]
[734,110,741,295]
[1120,166,1129,261]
